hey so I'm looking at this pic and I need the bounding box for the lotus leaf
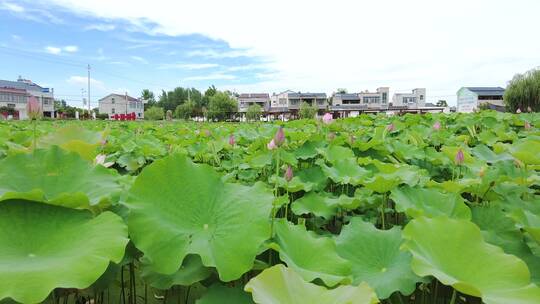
[196,283,253,304]
[390,186,471,219]
[141,255,212,289]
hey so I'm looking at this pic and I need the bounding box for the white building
[392,88,426,108]
[237,93,270,112]
[456,87,505,113]
[332,87,389,109]
[270,90,327,110]
[0,77,55,119]
[98,93,145,119]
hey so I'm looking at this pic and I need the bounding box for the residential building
[456,87,505,113]
[270,90,327,110]
[332,87,389,109]
[98,93,145,119]
[392,88,426,108]
[0,77,55,119]
[237,93,270,112]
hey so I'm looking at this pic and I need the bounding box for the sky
[0,0,539,107]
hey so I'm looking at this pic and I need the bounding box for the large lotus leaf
[296,166,328,192]
[126,154,273,281]
[402,217,540,304]
[0,146,122,209]
[471,206,540,283]
[0,199,128,304]
[141,255,212,289]
[38,125,103,160]
[271,220,352,286]
[471,144,513,163]
[335,218,423,299]
[509,209,540,246]
[196,283,253,304]
[510,139,540,165]
[318,145,355,164]
[270,175,313,193]
[294,140,324,160]
[390,186,471,220]
[245,264,378,304]
[318,158,370,186]
[291,192,360,219]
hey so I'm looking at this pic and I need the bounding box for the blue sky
[1,0,540,107]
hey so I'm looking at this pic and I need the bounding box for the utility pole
[87,64,91,113]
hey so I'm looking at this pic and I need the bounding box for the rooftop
[99,93,139,102]
[238,93,270,99]
[465,87,505,96]
[0,79,44,92]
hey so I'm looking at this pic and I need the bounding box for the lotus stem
[449,289,457,304]
[32,119,37,151]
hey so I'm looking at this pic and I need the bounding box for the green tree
[141,89,156,110]
[246,104,262,121]
[504,68,540,112]
[299,102,318,119]
[144,106,164,120]
[436,100,448,107]
[206,91,238,121]
[175,101,194,119]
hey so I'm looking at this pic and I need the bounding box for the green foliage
[246,104,262,121]
[141,89,156,110]
[206,91,238,121]
[298,101,318,119]
[175,101,195,119]
[436,100,448,107]
[505,68,540,112]
[144,106,164,120]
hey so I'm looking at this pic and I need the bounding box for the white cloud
[44,46,62,55]
[130,56,148,64]
[85,23,115,31]
[0,2,24,13]
[183,73,236,81]
[67,76,105,90]
[43,0,540,105]
[158,63,219,70]
[63,45,78,52]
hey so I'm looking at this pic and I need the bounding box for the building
[456,87,505,113]
[0,77,55,119]
[332,88,389,109]
[237,93,270,112]
[98,93,145,119]
[392,88,426,108]
[270,90,327,111]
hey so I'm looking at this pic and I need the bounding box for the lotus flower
[386,123,395,132]
[94,154,114,168]
[26,96,41,120]
[229,135,235,146]
[455,149,464,165]
[516,108,522,114]
[284,165,293,182]
[267,139,277,150]
[322,113,333,124]
[274,127,285,146]
[433,121,441,131]
[524,122,531,130]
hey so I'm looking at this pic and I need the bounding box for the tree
[336,88,348,94]
[298,102,318,119]
[175,101,194,119]
[144,106,164,120]
[206,91,238,121]
[436,100,448,107]
[246,104,262,121]
[141,89,156,110]
[504,68,540,112]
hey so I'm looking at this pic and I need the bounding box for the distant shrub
[299,102,318,119]
[144,107,164,120]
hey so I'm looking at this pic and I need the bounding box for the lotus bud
[327,132,336,141]
[229,135,235,146]
[516,108,522,114]
[322,113,333,124]
[386,123,395,132]
[274,127,285,146]
[26,96,41,120]
[433,121,441,131]
[514,159,524,168]
[524,121,531,130]
[479,166,486,178]
[350,135,356,144]
[284,165,293,182]
[267,139,277,150]
[455,149,464,165]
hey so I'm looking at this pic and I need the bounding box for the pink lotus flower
[26,96,41,120]
[455,149,464,165]
[284,165,293,182]
[229,135,235,146]
[274,127,285,146]
[267,139,277,150]
[516,108,522,114]
[386,123,395,132]
[433,121,441,131]
[322,113,333,124]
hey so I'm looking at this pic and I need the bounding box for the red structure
[111,112,137,121]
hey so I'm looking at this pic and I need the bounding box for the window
[7,103,15,108]
[111,98,115,104]
[111,108,115,114]
[382,92,388,103]
[420,95,424,101]
[138,113,141,117]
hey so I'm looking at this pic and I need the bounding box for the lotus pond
[0,111,539,304]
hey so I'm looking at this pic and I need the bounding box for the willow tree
[504,68,540,112]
